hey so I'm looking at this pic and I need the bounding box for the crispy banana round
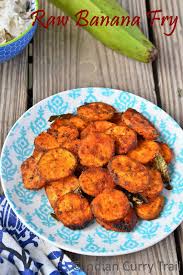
[122,108,159,140]
[97,207,137,232]
[21,157,45,190]
[54,193,93,229]
[159,142,173,164]
[38,148,77,182]
[140,169,163,201]
[79,168,115,197]
[135,195,165,220]
[79,133,115,167]
[55,125,79,145]
[62,139,81,157]
[45,176,79,208]
[77,102,116,121]
[34,132,60,152]
[50,114,73,130]
[69,116,88,132]
[80,121,115,139]
[128,140,160,164]
[108,155,150,193]
[91,189,130,222]
[50,115,87,132]
[105,125,137,154]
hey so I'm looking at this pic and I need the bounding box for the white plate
[1,88,183,256]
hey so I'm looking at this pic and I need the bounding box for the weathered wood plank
[149,0,183,126]
[0,52,28,194]
[32,0,179,274]
[150,0,183,263]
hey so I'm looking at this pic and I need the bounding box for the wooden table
[0,1,183,274]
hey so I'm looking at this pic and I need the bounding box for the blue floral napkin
[0,195,86,275]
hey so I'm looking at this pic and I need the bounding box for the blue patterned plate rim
[1,87,183,256]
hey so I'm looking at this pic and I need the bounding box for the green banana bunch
[49,0,157,63]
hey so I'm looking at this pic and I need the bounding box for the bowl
[0,0,38,63]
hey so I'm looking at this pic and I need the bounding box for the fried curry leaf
[153,154,172,190]
[48,113,73,122]
[122,188,148,206]
[51,213,59,221]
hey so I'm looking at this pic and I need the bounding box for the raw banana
[49,0,157,62]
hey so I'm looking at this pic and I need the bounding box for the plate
[1,87,183,256]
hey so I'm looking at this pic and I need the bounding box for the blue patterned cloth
[0,195,85,275]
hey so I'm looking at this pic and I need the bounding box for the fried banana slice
[91,189,130,222]
[97,207,137,232]
[135,195,165,220]
[78,133,115,167]
[49,114,73,130]
[159,142,173,164]
[79,167,115,197]
[45,176,79,208]
[54,193,93,229]
[50,115,87,133]
[61,139,81,157]
[105,125,137,154]
[55,125,79,145]
[34,132,60,152]
[77,102,116,121]
[140,169,163,201]
[128,140,160,164]
[49,119,71,131]
[80,121,115,139]
[21,157,45,190]
[108,155,150,193]
[38,148,77,182]
[122,108,159,140]
[69,116,88,132]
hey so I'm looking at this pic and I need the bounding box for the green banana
[49,0,157,63]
